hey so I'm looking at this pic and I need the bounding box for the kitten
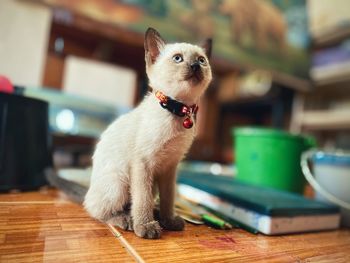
[84,28,212,239]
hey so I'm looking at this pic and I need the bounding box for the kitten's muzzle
[185,62,203,83]
[190,62,200,73]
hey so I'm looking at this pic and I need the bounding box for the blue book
[177,172,340,235]
[312,39,350,67]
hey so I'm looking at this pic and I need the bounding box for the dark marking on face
[184,57,206,84]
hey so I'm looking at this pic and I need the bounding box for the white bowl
[302,151,350,227]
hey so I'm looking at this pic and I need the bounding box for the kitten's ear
[201,38,212,60]
[144,27,166,65]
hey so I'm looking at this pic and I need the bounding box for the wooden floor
[0,189,350,263]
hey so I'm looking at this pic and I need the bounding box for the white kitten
[84,28,212,239]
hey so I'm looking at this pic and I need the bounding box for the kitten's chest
[152,130,193,168]
[140,109,195,162]
[134,96,196,166]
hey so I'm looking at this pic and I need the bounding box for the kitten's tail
[45,168,88,204]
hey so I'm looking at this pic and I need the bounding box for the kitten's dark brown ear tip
[145,27,156,36]
[145,27,161,39]
[203,38,213,59]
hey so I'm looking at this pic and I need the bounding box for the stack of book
[311,38,350,84]
[177,171,340,235]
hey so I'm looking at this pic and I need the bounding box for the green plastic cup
[233,127,315,193]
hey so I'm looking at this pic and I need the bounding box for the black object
[159,98,188,117]
[0,92,52,191]
[157,93,198,118]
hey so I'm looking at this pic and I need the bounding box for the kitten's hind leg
[107,205,133,231]
[84,172,131,228]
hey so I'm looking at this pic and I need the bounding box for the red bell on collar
[183,118,193,129]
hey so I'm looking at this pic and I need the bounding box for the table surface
[0,189,349,263]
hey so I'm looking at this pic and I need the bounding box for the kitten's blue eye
[173,54,183,63]
[198,56,206,65]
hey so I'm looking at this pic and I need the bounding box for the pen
[203,207,259,234]
[175,207,232,230]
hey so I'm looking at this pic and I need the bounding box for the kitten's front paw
[134,220,161,239]
[160,215,185,231]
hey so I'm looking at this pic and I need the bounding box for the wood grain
[118,224,350,263]
[0,189,349,262]
[0,189,134,263]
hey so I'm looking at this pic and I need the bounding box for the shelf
[311,61,350,86]
[197,55,312,92]
[312,25,350,47]
[312,74,350,87]
[301,110,350,130]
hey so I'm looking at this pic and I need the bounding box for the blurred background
[0,0,350,189]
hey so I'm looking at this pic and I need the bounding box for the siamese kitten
[84,28,212,239]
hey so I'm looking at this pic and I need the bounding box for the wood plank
[312,26,350,47]
[42,53,65,89]
[0,189,350,262]
[117,224,350,263]
[301,110,350,130]
[0,188,68,203]
[0,190,135,263]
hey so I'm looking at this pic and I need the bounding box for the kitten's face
[145,28,212,104]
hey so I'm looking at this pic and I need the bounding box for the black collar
[155,91,198,129]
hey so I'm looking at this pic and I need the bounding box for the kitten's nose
[190,62,200,72]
